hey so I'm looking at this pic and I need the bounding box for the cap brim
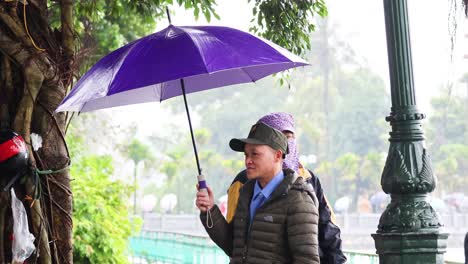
[229,138,268,152]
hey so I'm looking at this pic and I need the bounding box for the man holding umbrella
[227,112,347,264]
[196,122,320,263]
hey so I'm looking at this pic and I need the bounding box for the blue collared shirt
[249,170,284,223]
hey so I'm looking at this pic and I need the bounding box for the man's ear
[275,149,283,161]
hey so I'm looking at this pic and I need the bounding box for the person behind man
[226,112,347,264]
[196,122,320,263]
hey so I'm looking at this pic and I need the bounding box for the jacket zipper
[242,192,287,263]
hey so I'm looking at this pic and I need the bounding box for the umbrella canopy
[56,24,309,179]
[56,25,308,113]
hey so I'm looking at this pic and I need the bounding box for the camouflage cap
[229,122,289,155]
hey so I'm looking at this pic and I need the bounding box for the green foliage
[47,0,328,75]
[122,139,154,165]
[335,153,361,181]
[426,84,468,193]
[67,121,139,263]
[329,68,389,158]
[427,89,468,147]
[249,0,328,55]
[72,154,138,263]
[73,1,162,55]
[433,143,468,193]
[195,128,211,145]
[48,0,219,73]
[315,152,383,207]
[360,152,385,191]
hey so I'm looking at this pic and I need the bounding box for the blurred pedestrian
[358,194,372,214]
[370,191,390,213]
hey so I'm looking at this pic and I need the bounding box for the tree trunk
[0,1,73,263]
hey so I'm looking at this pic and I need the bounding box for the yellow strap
[226,181,243,223]
[299,166,312,179]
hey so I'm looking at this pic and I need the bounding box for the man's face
[244,144,279,180]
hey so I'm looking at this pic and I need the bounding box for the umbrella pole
[181,79,212,228]
[180,79,203,176]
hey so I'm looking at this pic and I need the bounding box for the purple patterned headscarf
[257,112,300,172]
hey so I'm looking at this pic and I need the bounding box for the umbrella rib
[158,83,165,103]
[238,66,256,82]
[179,27,210,74]
[106,43,139,94]
[157,27,213,102]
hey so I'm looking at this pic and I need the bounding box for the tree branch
[59,0,74,88]
[60,0,74,59]
[0,55,12,128]
[0,6,55,81]
[27,197,52,264]
[3,55,13,99]
[0,24,33,67]
[13,61,44,144]
[29,0,48,18]
[0,5,37,55]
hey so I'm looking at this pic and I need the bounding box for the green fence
[129,231,462,264]
[130,231,381,264]
[343,250,378,264]
[130,231,229,263]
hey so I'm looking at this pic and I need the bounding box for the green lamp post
[372,0,449,263]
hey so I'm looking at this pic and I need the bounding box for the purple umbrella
[56,23,308,184]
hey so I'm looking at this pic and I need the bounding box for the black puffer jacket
[229,168,347,264]
[201,169,320,264]
[464,232,467,264]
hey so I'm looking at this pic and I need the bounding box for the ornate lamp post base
[372,232,448,264]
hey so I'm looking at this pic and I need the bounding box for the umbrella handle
[197,175,208,192]
[197,174,213,228]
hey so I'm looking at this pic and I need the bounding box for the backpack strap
[291,174,319,206]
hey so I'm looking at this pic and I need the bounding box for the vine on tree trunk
[0,1,74,263]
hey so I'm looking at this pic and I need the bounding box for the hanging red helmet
[0,129,29,179]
